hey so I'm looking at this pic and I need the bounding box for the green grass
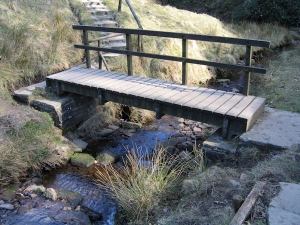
[251,45,300,112]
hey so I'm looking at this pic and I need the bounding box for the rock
[30,194,38,199]
[96,150,119,166]
[2,183,19,200]
[70,153,95,168]
[121,121,142,129]
[120,129,134,137]
[0,200,4,204]
[53,210,90,225]
[81,206,102,221]
[155,137,187,153]
[99,129,114,137]
[240,173,249,183]
[32,177,43,184]
[17,203,32,215]
[0,204,14,210]
[73,139,88,151]
[57,190,83,209]
[54,146,75,164]
[24,184,46,194]
[178,118,184,123]
[44,188,57,201]
[229,179,241,187]
[108,124,119,130]
[179,151,193,161]
[193,126,202,133]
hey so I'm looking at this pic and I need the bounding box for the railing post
[138,35,143,52]
[126,33,132,75]
[98,40,102,70]
[243,45,252,96]
[182,38,188,85]
[83,30,91,68]
[118,0,122,12]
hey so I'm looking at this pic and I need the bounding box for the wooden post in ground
[243,45,252,96]
[182,38,188,85]
[118,0,122,12]
[83,30,91,68]
[98,40,102,70]
[126,34,132,75]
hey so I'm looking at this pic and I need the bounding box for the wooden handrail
[74,25,270,95]
[118,0,143,51]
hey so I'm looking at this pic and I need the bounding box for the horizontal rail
[73,25,270,48]
[74,44,267,74]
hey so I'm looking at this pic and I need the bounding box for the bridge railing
[73,25,270,96]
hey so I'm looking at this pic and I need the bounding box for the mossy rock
[96,150,119,166]
[70,153,95,168]
[57,190,83,209]
[2,184,19,200]
[121,121,142,129]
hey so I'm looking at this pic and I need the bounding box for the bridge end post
[243,46,252,96]
[83,30,91,68]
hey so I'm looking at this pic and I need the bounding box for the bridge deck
[46,66,265,137]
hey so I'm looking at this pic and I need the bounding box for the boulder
[44,188,57,201]
[56,190,83,209]
[96,150,119,166]
[0,204,14,210]
[53,210,90,225]
[2,183,19,200]
[54,146,75,164]
[70,153,95,168]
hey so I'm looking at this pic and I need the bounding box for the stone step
[104,35,125,43]
[91,15,115,21]
[94,20,117,27]
[102,53,121,58]
[82,0,103,3]
[88,9,110,15]
[86,5,107,10]
[103,42,126,49]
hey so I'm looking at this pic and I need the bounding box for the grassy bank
[103,0,292,86]
[0,0,89,187]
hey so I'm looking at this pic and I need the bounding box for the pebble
[30,194,38,199]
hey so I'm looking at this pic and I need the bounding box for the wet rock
[17,203,32,215]
[179,151,193,161]
[96,150,119,166]
[81,206,102,221]
[70,153,95,168]
[193,126,202,133]
[121,121,142,129]
[73,139,88,151]
[155,137,187,154]
[120,129,134,137]
[44,188,57,201]
[24,184,46,194]
[178,118,184,123]
[0,200,4,204]
[53,210,90,225]
[99,129,114,137]
[30,194,38,199]
[0,204,14,210]
[56,190,83,210]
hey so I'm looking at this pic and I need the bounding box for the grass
[0,109,63,188]
[95,146,203,223]
[101,0,292,86]
[251,44,300,112]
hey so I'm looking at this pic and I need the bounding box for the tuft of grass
[95,147,189,223]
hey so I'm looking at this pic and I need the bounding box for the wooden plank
[204,92,234,112]
[82,72,127,87]
[226,96,255,118]
[194,91,225,109]
[128,80,164,96]
[47,66,83,78]
[65,70,105,84]
[184,89,218,108]
[214,94,244,115]
[146,85,181,100]
[164,88,195,104]
[237,97,265,131]
[120,77,156,94]
[139,81,172,99]
[53,68,100,82]
[229,181,265,225]
[173,88,208,105]
[47,67,89,81]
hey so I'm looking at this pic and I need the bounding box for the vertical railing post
[138,35,143,52]
[182,38,188,85]
[98,40,102,70]
[83,30,91,68]
[118,0,122,12]
[243,45,252,96]
[126,33,132,75]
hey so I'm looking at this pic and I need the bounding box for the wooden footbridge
[46,25,270,138]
